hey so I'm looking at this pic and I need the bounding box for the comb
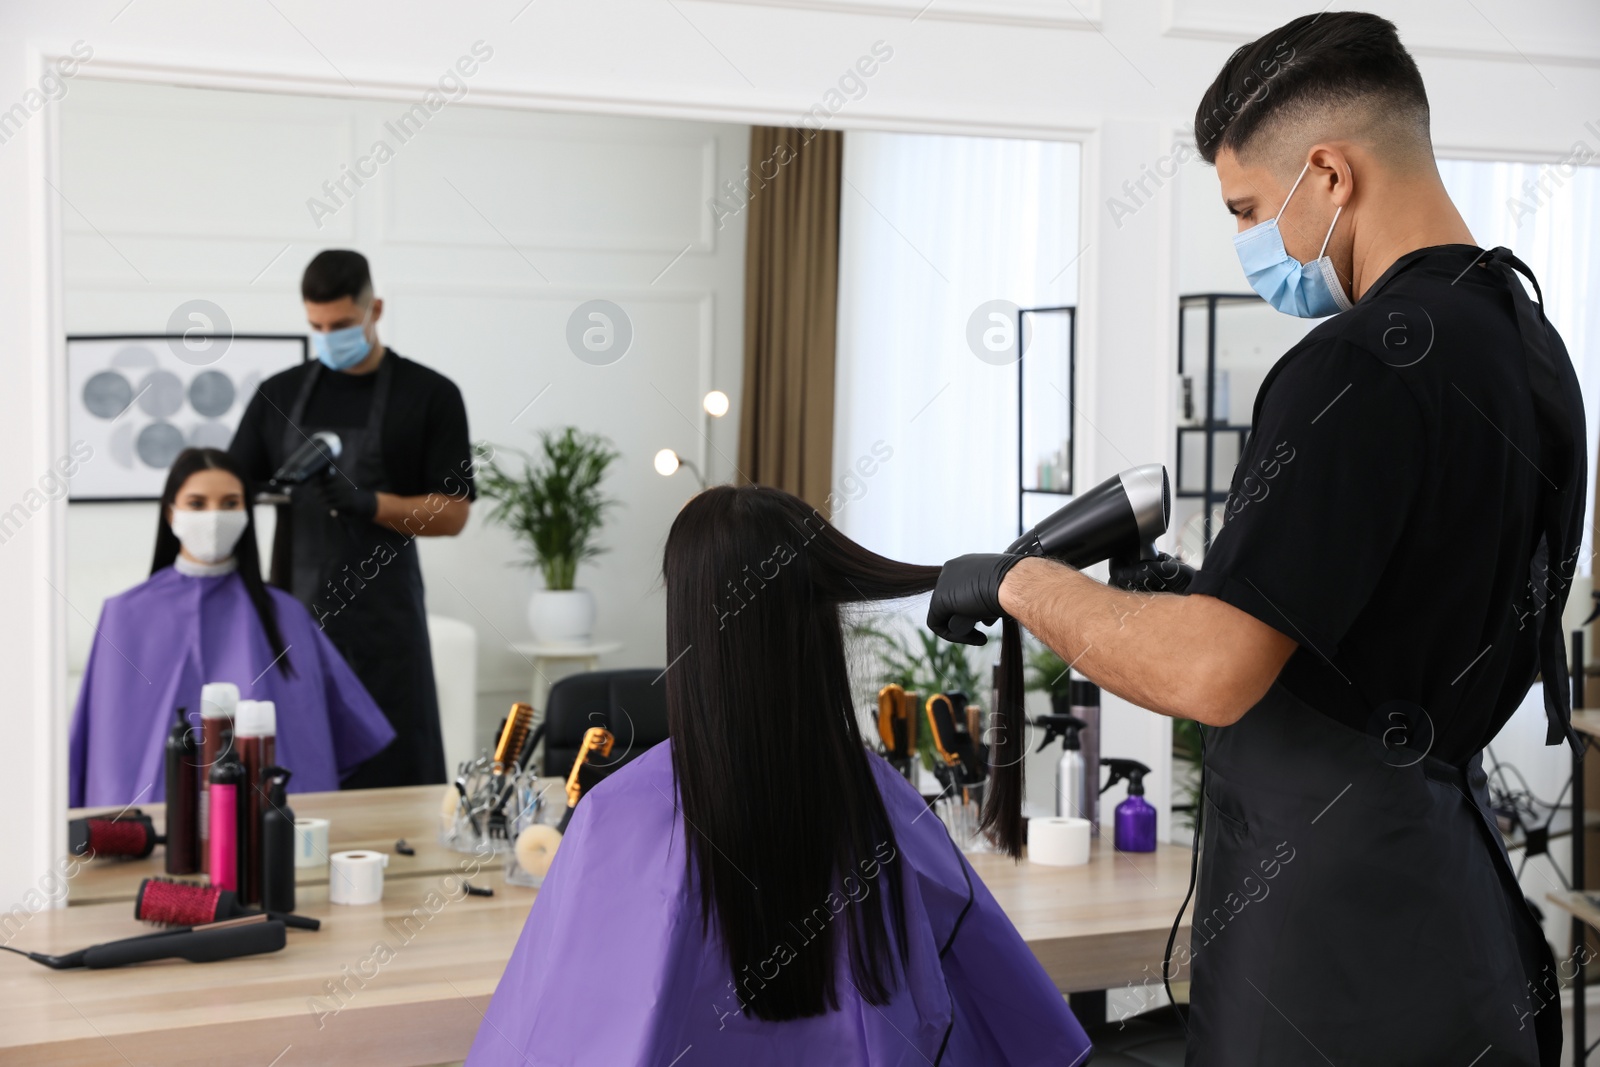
[493,703,536,771]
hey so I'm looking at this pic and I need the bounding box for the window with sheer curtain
[831,131,1081,566]
[1438,158,1600,574]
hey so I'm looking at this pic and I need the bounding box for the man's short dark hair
[301,249,373,304]
[1193,11,1431,168]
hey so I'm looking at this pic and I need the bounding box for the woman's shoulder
[105,566,183,611]
[265,583,314,617]
[552,743,680,858]
[580,742,674,810]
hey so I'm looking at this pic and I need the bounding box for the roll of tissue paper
[1028,816,1091,867]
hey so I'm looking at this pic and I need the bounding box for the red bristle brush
[69,812,162,859]
[135,877,321,931]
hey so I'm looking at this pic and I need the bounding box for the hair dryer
[256,431,342,505]
[272,431,342,486]
[1007,464,1169,566]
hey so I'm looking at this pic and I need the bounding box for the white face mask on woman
[169,509,249,564]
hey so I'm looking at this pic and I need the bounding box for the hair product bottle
[259,767,296,916]
[1070,679,1102,836]
[207,757,246,892]
[235,701,277,905]
[197,681,239,873]
[163,706,199,875]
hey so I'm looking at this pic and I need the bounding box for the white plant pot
[528,588,596,647]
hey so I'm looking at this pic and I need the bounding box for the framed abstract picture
[66,333,307,501]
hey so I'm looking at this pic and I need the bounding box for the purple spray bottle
[1101,758,1156,853]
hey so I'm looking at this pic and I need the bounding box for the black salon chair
[540,668,669,781]
[1081,1006,1188,1066]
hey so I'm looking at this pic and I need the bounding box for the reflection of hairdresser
[465,486,1090,1065]
[229,250,475,788]
[69,449,395,807]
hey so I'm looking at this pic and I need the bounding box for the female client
[69,447,395,807]
[467,485,1089,1066]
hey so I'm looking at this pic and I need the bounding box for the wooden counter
[971,839,1195,996]
[9,794,1194,1066]
[67,785,506,906]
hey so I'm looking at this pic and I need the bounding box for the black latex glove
[1108,552,1195,595]
[927,552,1025,647]
[315,472,378,521]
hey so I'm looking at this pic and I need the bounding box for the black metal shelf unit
[1175,293,1262,551]
[1015,305,1077,536]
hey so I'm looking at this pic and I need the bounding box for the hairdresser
[229,250,475,789]
[929,13,1582,1066]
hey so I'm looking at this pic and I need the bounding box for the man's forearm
[374,492,470,537]
[998,557,1294,726]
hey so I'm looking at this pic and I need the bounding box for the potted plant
[1023,642,1075,715]
[478,428,619,646]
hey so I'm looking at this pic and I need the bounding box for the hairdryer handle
[84,920,287,968]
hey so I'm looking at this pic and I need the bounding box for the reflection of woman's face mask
[169,508,249,564]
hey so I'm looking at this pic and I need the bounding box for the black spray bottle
[163,706,199,874]
[259,767,296,916]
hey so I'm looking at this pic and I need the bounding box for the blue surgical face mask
[1232,163,1352,318]
[311,313,372,371]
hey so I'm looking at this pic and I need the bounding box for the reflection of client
[466,486,1090,1066]
[69,448,395,807]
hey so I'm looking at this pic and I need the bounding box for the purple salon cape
[467,744,1091,1066]
[68,566,396,807]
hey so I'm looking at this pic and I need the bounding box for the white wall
[2,0,1596,912]
[56,79,750,752]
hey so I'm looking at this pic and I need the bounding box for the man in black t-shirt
[928,13,1583,1066]
[230,250,475,789]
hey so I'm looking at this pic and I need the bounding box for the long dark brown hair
[152,448,293,677]
[662,485,1025,1022]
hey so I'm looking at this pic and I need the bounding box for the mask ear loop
[1297,162,1352,305]
[1318,205,1343,258]
[1317,201,1352,309]
[1273,161,1313,222]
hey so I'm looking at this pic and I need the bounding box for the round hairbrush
[69,812,163,859]
[514,823,562,880]
[135,877,321,931]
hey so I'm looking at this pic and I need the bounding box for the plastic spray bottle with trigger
[1100,758,1156,853]
[1032,714,1089,821]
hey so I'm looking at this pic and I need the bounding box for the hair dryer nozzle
[269,431,342,486]
[1007,464,1170,567]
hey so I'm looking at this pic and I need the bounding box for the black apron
[281,355,446,788]
[1184,248,1583,1066]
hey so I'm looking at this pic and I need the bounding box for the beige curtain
[736,126,842,513]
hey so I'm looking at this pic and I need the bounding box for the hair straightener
[0,914,285,970]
